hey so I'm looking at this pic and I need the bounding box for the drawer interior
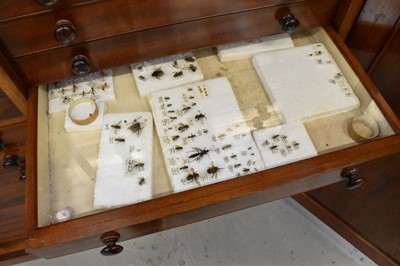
[36,27,395,227]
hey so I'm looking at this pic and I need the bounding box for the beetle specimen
[230,154,237,159]
[139,75,146,81]
[188,64,197,72]
[138,177,146,186]
[128,118,145,136]
[188,147,209,162]
[167,103,172,107]
[172,135,180,141]
[243,168,250,173]
[178,123,189,132]
[207,163,222,179]
[185,168,200,184]
[152,67,164,79]
[184,56,195,62]
[195,112,206,121]
[173,71,183,78]
[175,145,183,151]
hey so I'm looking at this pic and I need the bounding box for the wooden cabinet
[0,0,399,264]
[294,1,400,265]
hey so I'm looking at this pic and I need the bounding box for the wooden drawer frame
[24,26,400,259]
[9,0,340,86]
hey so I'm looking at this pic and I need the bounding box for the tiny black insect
[128,119,145,136]
[207,164,222,179]
[188,64,197,72]
[139,177,146,186]
[184,56,195,62]
[111,121,122,133]
[172,135,180,141]
[152,67,164,79]
[173,71,183,78]
[169,116,177,121]
[179,165,189,170]
[195,112,206,121]
[134,162,145,171]
[175,145,183,151]
[234,163,241,168]
[139,75,146,81]
[187,134,196,140]
[186,168,200,183]
[221,144,232,150]
[243,168,250,173]
[114,137,125,143]
[182,106,192,113]
[178,123,189,132]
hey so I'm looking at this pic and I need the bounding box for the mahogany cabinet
[295,1,400,265]
[0,0,399,264]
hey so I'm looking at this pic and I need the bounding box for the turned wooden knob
[3,154,19,169]
[341,168,365,189]
[72,55,91,75]
[279,13,300,33]
[54,20,76,45]
[37,0,59,6]
[20,168,26,182]
[100,231,124,256]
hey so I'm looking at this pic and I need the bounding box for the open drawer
[25,27,400,258]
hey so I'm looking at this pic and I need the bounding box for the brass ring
[68,98,99,125]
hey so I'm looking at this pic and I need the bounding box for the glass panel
[36,28,396,227]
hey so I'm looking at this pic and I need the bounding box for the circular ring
[348,115,379,143]
[68,98,99,125]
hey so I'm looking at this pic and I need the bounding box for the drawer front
[12,0,339,86]
[0,0,334,58]
[0,123,26,150]
[0,0,100,22]
[26,168,342,258]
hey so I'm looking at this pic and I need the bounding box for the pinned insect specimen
[195,112,206,121]
[172,135,180,141]
[152,67,164,79]
[128,118,145,136]
[138,65,143,71]
[189,96,195,99]
[281,135,288,143]
[187,133,196,140]
[182,105,192,113]
[243,168,250,173]
[188,147,209,162]
[167,110,175,113]
[138,177,146,186]
[184,56,195,62]
[173,71,183,78]
[270,145,278,153]
[139,75,146,81]
[272,134,280,142]
[134,162,145,171]
[292,141,300,149]
[169,116,177,122]
[230,154,237,159]
[72,83,78,93]
[221,144,232,150]
[62,96,73,104]
[172,60,179,68]
[280,149,287,157]
[100,82,109,91]
[185,168,200,184]
[234,163,241,168]
[179,165,189,170]
[188,64,197,72]
[167,103,172,107]
[207,163,222,179]
[164,97,170,100]
[188,88,193,91]
[114,137,125,143]
[178,123,189,132]
[175,145,183,151]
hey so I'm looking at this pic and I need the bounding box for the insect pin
[207,163,222,179]
[152,67,164,79]
[128,117,145,136]
[188,147,210,162]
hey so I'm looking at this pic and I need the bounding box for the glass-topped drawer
[26,27,400,258]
